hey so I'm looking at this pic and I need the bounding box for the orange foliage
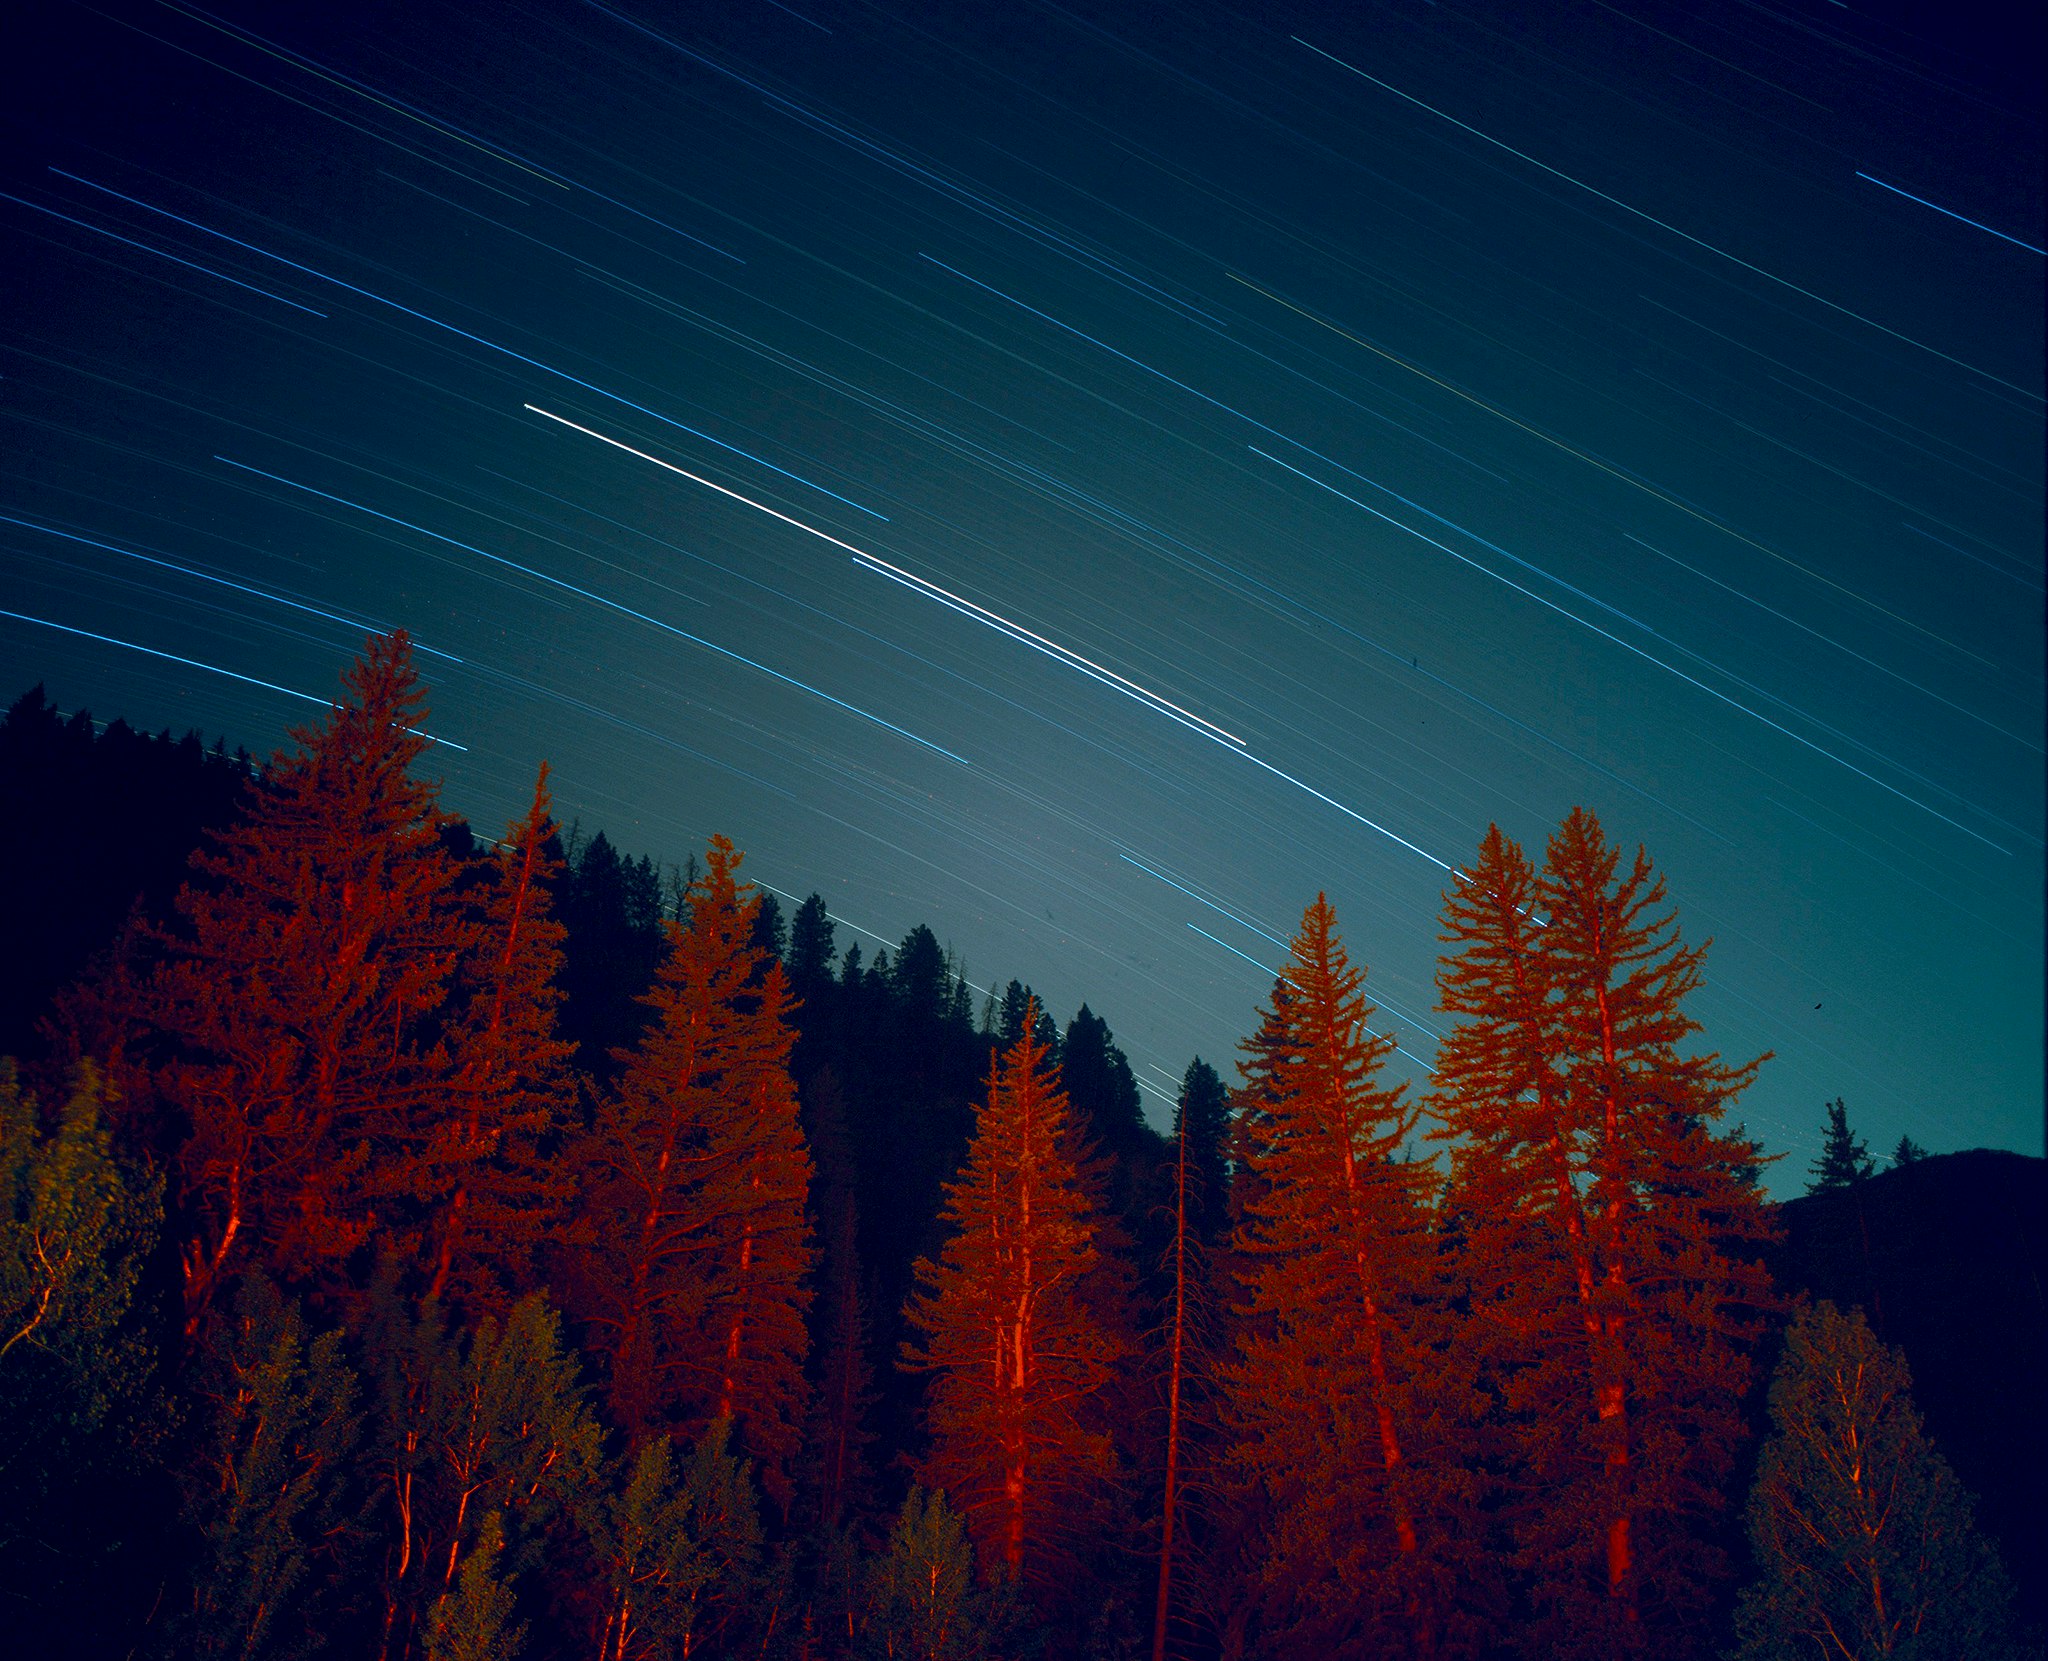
[900,1006,1128,1601]
[1225,896,1480,1659]
[1430,812,1775,1659]
[426,764,577,1321]
[144,633,471,1327]
[564,836,814,1500]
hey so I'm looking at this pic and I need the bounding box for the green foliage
[366,1284,601,1655]
[1809,1098,1876,1192]
[424,1510,526,1661]
[160,1275,363,1661]
[1732,1301,2023,1661]
[0,1061,159,1417]
[583,1421,764,1660]
[0,1062,164,1622]
[863,1487,1002,1661]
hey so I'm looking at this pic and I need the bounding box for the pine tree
[565,837,814,1501]
[1144,1058,1234,1661]
[143,633,471,1326]
[163,1274,363,1661]
[1890,1134,1928,1166]
[787,895,838,1001]
[805,1188,879,1539]
[423,1510,526,1661]
[427,765,576,1318]
[1224,896,1472,1660]
[582,1423,763,1661]
[900,1006,1127,1601]
[1732,1302,2023,1661]
[1174,1059,1231,1247]
[862,1487,1004,1661]
[1431,813,1775,1657]
[365,1287,600,1661]
[1809,1098,1876,1191]
[0,1064,165,1634]
[1151,1064,1206,1661]
[556,831,667,1086]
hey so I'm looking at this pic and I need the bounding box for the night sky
[4,0,2041,1185]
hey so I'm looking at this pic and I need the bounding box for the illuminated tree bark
[1732,1301,2022,1661]
[1151,1079,1192,1661]
[1431,812,1775,1658]
[427,764,575,1320]
[365,1287,599,1661]
[1224,896,1471,1660]
[565,837,813,1502]
[900,1006,1126,1603]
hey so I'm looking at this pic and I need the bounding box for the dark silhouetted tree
[749,891,788,965]
[1062,1006,1145,1156]
[1810,1098,1876,1192]
[804,1189,879,1541]
[1174,1058,1231,1247]
[556,831,666,1087]
[565,837,813,1501]
[1150,1058,1222,1661]
[787,895,837,1003]
[1225,896,1474,1660]
[1890,1133,1927,1166]
[1732,1301,2023,1661]
[997,981,1060,1059]
[900,1007,1127,1601]
[891,927,952,1029]
[0,684,247,1062]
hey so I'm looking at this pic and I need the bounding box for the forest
[0,634,2037,1661]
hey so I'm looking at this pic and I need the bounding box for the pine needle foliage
[900,1005,1128,1602]
[1430,813,1776,1659]
[1224,895,1479,1660]
[565,836,814,1498]
[144,633,472,1325]
[427,764,577,1320]
[1733,1301,2023,1661]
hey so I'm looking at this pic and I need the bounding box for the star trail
[4,0,2040,1183]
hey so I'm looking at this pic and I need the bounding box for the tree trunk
[1151,1107,1189,1661]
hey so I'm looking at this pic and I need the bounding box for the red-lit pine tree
[146,633,471,1330]
[425,764,576,1320]
[1430,812,1774,1659]
[564,837,814,1504]
[1223,896,1477,1660]
[900,1005,1128,1603]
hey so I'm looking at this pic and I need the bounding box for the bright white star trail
[4,0,2040,1182]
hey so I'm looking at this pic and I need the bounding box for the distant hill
[0,685,249,1059]
[1770,1149,2047,1625]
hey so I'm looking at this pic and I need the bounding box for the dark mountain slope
[1771,1149,2046,1621]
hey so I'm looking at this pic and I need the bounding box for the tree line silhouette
[0,637,2030,1659]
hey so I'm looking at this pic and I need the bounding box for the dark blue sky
[4,0,2041,1184]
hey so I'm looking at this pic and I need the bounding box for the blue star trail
[4,0,2039,1181]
